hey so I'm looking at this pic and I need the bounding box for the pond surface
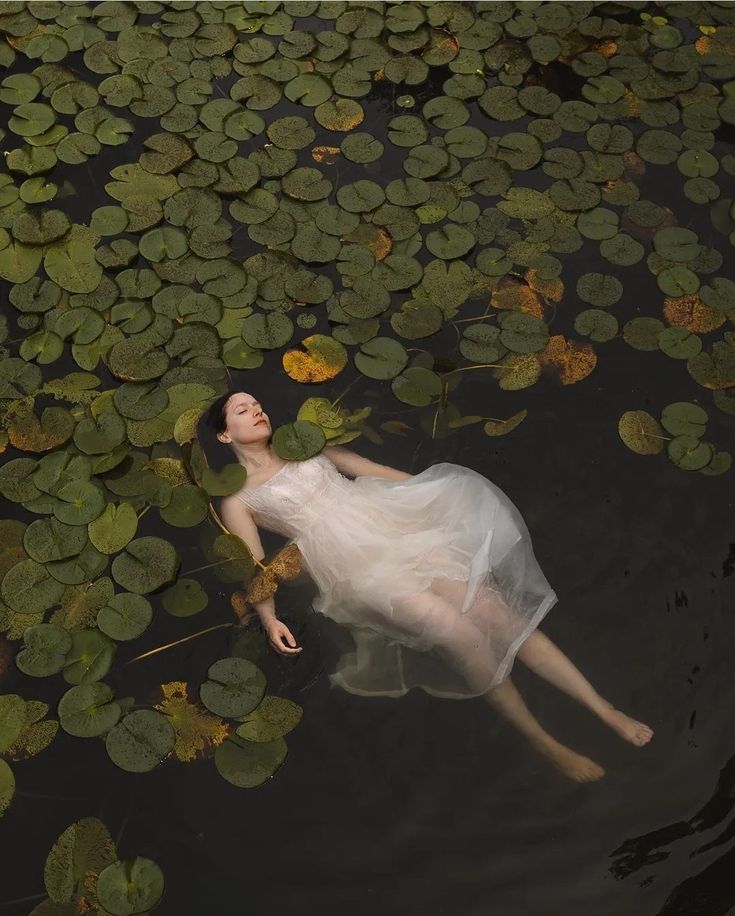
[1,2,735,915]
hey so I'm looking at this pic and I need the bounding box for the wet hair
[197,388,273,470]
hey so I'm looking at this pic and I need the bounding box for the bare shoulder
[321,445,376,478]
[219,492,252,520]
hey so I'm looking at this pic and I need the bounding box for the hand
[264,618,303,656]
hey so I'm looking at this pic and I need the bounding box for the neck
[230,440,274,471]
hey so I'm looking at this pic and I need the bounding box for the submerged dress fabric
[234,454,558,700]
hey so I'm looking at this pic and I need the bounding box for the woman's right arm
[218,497,303,657]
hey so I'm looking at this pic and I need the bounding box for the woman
[204,389,653,782]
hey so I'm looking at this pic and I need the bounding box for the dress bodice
[233,453,353,539]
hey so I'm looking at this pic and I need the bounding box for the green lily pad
[160,578,209,617]
[105,709,175,773]
[0,695,27,753]
[2,560,66,615]
[667,435,714,471]
[58,682,122,738]
[425,224,475,259]
[660,402,708,437]
[97,593,153,641]
[53,480,107,525]
[63,628,117,685]
[200,463,247,497]
[96,857,165,916]
[24,517,87,564]
[111,536,180,594]
[214,732,288,788]
[15,623,73,677]
[199,657,267,718]
[235,695,303,742]
[354,337,409,380]
[656,265,700,296]
[88,503,138,554]
[653,226,701,263]
[159,484,210,527]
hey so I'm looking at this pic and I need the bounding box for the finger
[276,627,298,649]
[272,636,302,655]
[274,644,301,655]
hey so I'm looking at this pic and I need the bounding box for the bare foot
[541,741,606,783]
[600,707,654,747]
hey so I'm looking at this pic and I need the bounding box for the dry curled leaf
[243,543,303,605]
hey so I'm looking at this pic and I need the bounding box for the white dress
[234,453,558,700]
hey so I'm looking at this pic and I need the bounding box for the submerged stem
[0,892,47,907]
[123,623,233,666]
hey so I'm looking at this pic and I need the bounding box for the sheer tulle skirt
[297,462,558,700]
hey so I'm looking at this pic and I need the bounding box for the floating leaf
[24,517,87,564]
[43,816,117,905]
[235,695,303,742]
[153,681,228,762]
[618,410,666,455]
[97,593,153,641]
[2,561,66,615]
[8,407,75,452]
[63,628,117,685]
[199,462,246,497]
[58,682,122,738]
[214,732,288,788]
[199,657,266,718]
[283,334,348,383]
[159,484,210,528]
[0,694,27,753]
[160,578,209,617]
[105,709,175,773]
[15,624,73,677]
[111,537,179,594]
[96,857,165,916]
[0,759,14,817]
[88,503,138,554]
[53,480,106,525]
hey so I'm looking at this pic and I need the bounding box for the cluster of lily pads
[30,814,164,916]
[1,0,735,833]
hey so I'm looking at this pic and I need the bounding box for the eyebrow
[231,397,257,409]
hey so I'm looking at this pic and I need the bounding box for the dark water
[2,5,735,916]
[3,355,734,915]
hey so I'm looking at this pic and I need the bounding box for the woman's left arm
[323,445,413,481]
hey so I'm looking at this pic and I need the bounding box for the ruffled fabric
[234,454,557,699]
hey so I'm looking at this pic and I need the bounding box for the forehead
[226,392,258,411]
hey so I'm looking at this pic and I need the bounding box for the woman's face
[217,392,270,446]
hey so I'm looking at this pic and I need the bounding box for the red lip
[255,418,267,425]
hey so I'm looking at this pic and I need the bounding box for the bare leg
[516,629,654,747]
[393,586,605,782]
[485,678,605,783]
[430,576,653,748]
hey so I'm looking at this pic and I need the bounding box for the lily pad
[160,578,209,617]
[111,537,179,594]
[15,623,73,677]
[63,628,117,685]
[105,709,176,773]
[96,857,165,916]
[199,657,267,718]
[214,732,288,788]
[58,682,122,738]
[88,503,138,554]
[97,593,153,641]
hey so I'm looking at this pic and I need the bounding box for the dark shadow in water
[611,751,735,915]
